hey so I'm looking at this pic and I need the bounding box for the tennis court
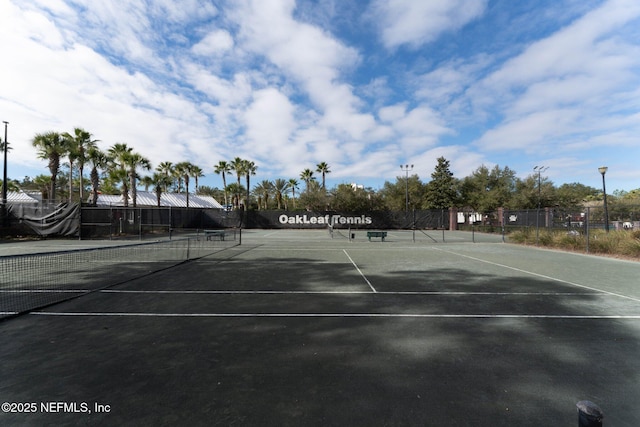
[1,229,639,426]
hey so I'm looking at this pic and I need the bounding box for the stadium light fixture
[599,166,609,232]
[533,166,548,245]
[400,164,414,211]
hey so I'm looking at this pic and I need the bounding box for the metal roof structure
[90,191,223,209]
[5,191,40,204]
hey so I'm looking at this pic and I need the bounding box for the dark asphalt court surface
[1,229,639,426]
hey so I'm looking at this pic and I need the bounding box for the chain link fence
[463,205,640,255]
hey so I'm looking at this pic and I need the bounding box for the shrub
[508,229,639,259]
[508,229,530,244]
[556,232,584,250]
[619,234,640,257]
[588,231,624,255]
[537,231,554,246]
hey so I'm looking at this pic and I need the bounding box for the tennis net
[0,231,240,318]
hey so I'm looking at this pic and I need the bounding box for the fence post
[498,207,505,242]
[585,207,590,253]
[78,204,82,241]
[449,208,457,231]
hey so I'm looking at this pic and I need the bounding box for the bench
[366,231,387,241]
[203,229,226,241]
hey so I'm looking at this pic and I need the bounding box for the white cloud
[244,87,296,157]
[3,0,639,194]
[470,0,640,160]
[379,104,452,152]
[192,30,234,56]
[231,0,370,141]
[370,0,488,49]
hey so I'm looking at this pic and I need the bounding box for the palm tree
[288,178,299,209]
[125,152,151,208]
[152,173,173,207]
[230,157,245,188]
[174,161,197,207]
[62,128,98,203]
[87,146,109,206]
[155,161,174,192]
[32,174,52,201]
[214,160,232,208]
[226,182,245,210]
[32,131,68,202]
[243,160,257,210]
[230,157,246,209]
[300,168,314,193]
[191,165,204,193]
[316,161,331,189]
[107,143,133,206]
[273,178,289,210]
[254,180,273,209]
[62,136,78,202]
[139,175,154,192]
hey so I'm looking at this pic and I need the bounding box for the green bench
[366,231,387,241]
[203,229,226,240]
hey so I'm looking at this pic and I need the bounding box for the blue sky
[1,0,639,193]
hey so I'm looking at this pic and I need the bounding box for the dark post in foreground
[577,400,603,427]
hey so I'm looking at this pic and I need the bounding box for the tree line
[4,127,639,213]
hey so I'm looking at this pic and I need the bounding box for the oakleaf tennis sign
[278,214,373,226]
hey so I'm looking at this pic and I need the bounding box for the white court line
[99,289,599,296]
[29,312,640,319]
[432,247,640,303]
[1,289,601,296]
[343,249,376,293]
[0,290,90,293]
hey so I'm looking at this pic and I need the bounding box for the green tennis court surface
[1,229,639,426]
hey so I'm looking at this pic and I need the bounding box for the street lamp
[598,166,609,233]
[533,166,548,245]
[400,164,413,211]
[2,121,8,206]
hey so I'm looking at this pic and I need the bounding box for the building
[88,191,223,209]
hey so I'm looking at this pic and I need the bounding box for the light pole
[2,121,8,206]
[400,164,413,211]
[598,166,609,233]
[533,166,548,245]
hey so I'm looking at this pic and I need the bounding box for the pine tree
[424,157,458,209]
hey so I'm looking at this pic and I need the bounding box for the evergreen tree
[424,157,458,209]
